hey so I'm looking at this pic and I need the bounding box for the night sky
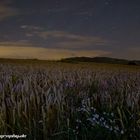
[0,0,140,60]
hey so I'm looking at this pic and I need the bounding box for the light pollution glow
[0,46,110,60]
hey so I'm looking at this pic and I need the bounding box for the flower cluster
[76,102,125,136]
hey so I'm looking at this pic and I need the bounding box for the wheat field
[0,62,140,140]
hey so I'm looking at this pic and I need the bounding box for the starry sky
[0,0,140,60]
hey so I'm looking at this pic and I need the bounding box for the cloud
[20,25,43,30]
[0,30,111,60]
[11,29,109,50]
[20,25,44,37]
[39,31,107,43]
[37,31,109,50]
[0,41,34,47]
[0,42,110,60]
[0,0,18,21]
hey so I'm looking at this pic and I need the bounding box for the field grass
[0,61,140,140]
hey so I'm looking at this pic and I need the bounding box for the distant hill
[60,57,140,65]
[0,57,140,66]
[0,58,54,64]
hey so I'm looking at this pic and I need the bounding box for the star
[104,0,111,6]
[105,1,109,5]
